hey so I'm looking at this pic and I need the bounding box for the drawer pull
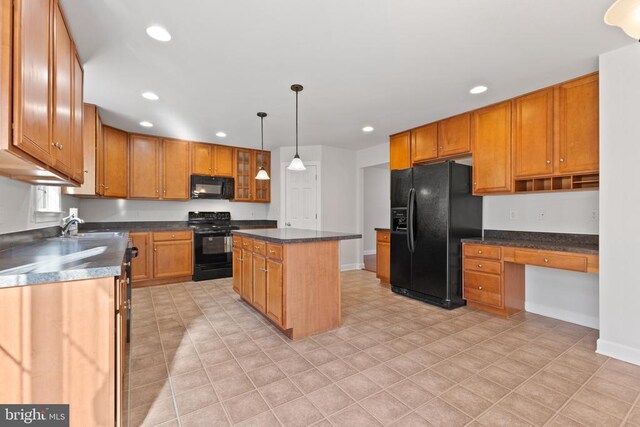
[260,268,268,273]
[171,234,175,238]
[477,264,482,268]
[544,258,549,263]
[255,246,260,249]
[269,250,275,254]
[478,286,483,290]
[477,250,483,254]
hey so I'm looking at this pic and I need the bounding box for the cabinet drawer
[253,240,266,256]
[153,230,192,242]
[241,238,253,251]
[267,243,283,260]
[463,244,501,260]
[463,258,501,274]
[377,231,390,243]
[514,250,587,272]
[464,271,502,308]
[233,236,242,248]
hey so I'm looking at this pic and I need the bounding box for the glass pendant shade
[255,167,270,180]
[288,154,306,171]
[605,0,640,39]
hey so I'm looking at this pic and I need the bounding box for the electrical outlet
[591,210,599,221]
[509,209,518,220]
[69,207,78,218]
[537,209,546,221]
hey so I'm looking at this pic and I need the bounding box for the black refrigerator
[390,161,482,309]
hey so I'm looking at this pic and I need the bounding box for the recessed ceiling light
[362,126,374,133]
[140,121,153,127]
[216,132,227,138]
[142,91,159,101]
[146,26,171,42]
[470,85,488,94]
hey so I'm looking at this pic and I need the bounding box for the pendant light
[255,112,270,180]
[605,0,640,40]
[288,84,306,171]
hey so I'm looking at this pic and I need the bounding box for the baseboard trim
[524,301,599,329]
[341,263,364,271]
[363,250,376,256]
[597,339,640,366]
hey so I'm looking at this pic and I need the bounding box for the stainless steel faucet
[60,214,85,237]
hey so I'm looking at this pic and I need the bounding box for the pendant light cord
[260,115,264,168]
[295,90,299,157]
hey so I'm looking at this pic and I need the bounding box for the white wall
[0,176,75,234]
[598,43,640,365]
[270,145,360,269]
[76,198,268,222]
[362,166,390,253]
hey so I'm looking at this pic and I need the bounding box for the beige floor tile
[273,396,324,427]
[171,368,211,396]
[573,387,631,418]
[441,385,492,417]
[404,348,443,368]
[236,410,281,427]
[561,400,622,427]
[308,384,355,416]
[415,398,472,427]
[388,380,435,409]
[362,364,405,388]
[213,373,255,401]
[276,354,314,376]
[199,348,233,367]
[545,414,586,427]
[130,363,169,389]
[480,365,527,390]
[360,391,411,425]
[291,368,332,394]
[129,396,176,427]
[433,360,475,382]
[175,384,219,416]
[223,390,269,424]
[343,351,380,371]
[477,406,535,427]
[498,393,556,426]
[585,376,639,404]
[317,359,358,381]
[259,378,304,408]
[245,363,286,388]
[329,404,383,426]
[627,406,640,426]
[237,351,272,371]
[337,373,383,401]
[129,379,173,410]
[390,411,434,427]
[409,369,455,395]
[515,381,569,410]
[304,348,338,367]
[205,360,243,383]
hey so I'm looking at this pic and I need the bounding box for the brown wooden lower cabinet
[376,229,390,285]
[232,235,340,339]
[462,242,599,317]
[130,230,193,287]
[0,272,129,426]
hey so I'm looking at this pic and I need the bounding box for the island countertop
[0,232,129,288]
[232,228,362,244]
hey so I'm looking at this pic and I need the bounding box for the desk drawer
[463,244,501,260]
[377,231,390,243]
[253,240,266,256]
[267,243,283,260]
[463,271,502,308]
[153,230,192,242]
[514,250,587,272]
[463,258,501,274]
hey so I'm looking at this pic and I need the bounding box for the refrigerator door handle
[408,188,416,253]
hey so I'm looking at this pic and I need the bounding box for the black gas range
[189,211,238,281]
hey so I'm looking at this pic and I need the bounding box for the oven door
[194,230,233,267]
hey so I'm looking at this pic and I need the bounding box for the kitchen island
[231,228,361,339]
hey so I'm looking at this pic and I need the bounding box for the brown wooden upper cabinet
[513,88,554,178]
[64,103,96,196]
[556,74,599,174]
[162,139,191,200]
[411,124,438,164]
[389,132,411,171]
[5,0,84,185]
[514,74,599,178]
[129,134,161,199]
[254,150,271,203]
[471,101,512,194]
[235,148,254,201]
[437,113,471,158]
[12,0,53,166]
[191,143,234,177]
[100,126,128,198]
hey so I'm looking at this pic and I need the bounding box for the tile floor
[127,270,640,427]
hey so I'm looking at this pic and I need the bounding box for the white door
[285,165,318,230]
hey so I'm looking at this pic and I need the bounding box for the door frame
[280,161,322,231]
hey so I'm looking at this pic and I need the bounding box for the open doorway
[362,163,390,272]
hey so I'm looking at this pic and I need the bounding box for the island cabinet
[231,229,359,339]
[129,230,193,287]
[0,271,130,427]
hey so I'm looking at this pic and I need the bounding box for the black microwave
[190,175,235,200]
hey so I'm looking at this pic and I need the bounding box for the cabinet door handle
[477,250,482,254]
[546,160,551,164]
[477,264,482,268]
[172,234,176,238]
[478,286,483,290]
[559,158,565,163]
[260,268,268,272]
[544,258,549,263]
[269,250,275,254]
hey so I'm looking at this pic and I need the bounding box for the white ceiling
[60,0,630,151]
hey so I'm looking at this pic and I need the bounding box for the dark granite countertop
[232,228,362,244]
[461,230,599,255]
[79,220,277,233]
[0,232,129,288]
[375,228,390,232]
